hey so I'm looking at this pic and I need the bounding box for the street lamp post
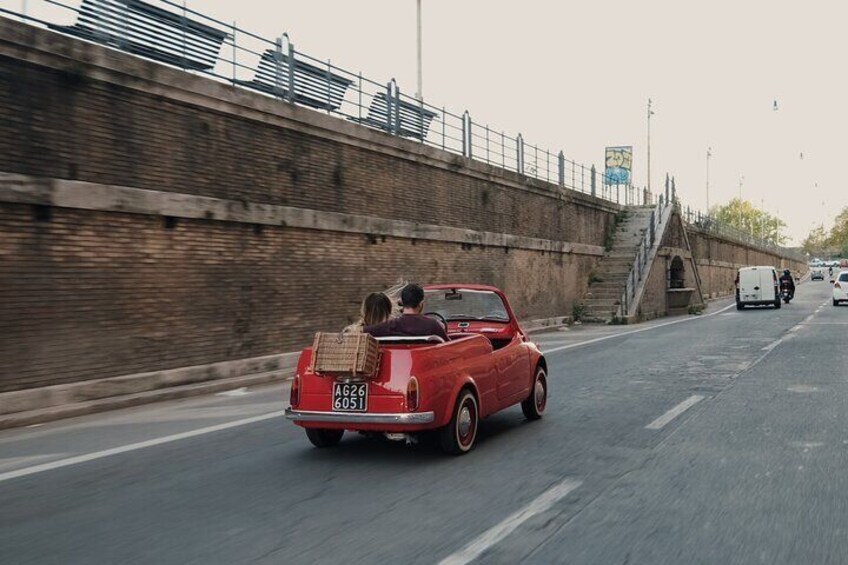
[706,147,712,213]
[760,198,765,241]
[738,175,744,231]
[415,0,423,101]
[647,98,654,192]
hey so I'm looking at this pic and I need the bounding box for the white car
[833,271,848,306]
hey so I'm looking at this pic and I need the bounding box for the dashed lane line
[437,478,583,565]
[645,395,705,430]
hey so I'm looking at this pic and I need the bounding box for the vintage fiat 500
[285,285,547,454]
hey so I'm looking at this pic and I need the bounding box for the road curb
[0,371,287,431]
[523,315,574,334]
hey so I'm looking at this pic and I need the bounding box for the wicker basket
[310,332,381,377]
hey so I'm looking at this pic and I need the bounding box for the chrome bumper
[285,407,435,425]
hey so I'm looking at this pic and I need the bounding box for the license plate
[332,382,368,412]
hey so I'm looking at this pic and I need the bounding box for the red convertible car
[285,285,547,454]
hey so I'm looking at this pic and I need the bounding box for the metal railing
[682,207,804,261]
[1,0,645,202]
[618,195,672,318]
[0,0,806,259]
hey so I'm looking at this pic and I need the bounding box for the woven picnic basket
[310,332,381,377]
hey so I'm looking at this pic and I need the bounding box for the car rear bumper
[285,407,435,425]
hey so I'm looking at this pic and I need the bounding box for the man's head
[400,283,425,314]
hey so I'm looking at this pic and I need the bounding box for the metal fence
[656,176,804,261]
[0,0,645,201]
[1,0,803,258]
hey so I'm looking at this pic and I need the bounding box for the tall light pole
[647,98,654,192]
[738,175,745,231]
[760,198,765,240]
[706,147,712,213]
[415,0,423,101]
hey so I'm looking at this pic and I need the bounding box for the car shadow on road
[286,410,537,465]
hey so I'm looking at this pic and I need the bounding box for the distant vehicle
[286,285,547,455]
[736,266,780,310]
[811,269,825,281]
[841,259,848,269]
[833,271,848,306]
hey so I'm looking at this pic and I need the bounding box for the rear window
[840,273,848,282]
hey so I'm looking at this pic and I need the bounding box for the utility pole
[738,175,744,232]
[760,198,765,240]
[706,147,712,213]
[415,0,423,101]
[647,98,654,192]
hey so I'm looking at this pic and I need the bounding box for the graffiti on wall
[604,146,633,185]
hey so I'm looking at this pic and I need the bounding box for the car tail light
[407,377,419,412]
[290,375,301,407]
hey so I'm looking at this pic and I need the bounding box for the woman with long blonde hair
[344,292,392,333]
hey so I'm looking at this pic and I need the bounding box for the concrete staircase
[581,206,656,323]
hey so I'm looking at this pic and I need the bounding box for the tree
[826,207,848,251]
[801,224,830,256]
[709,198,788,244]
[801,207,848,258]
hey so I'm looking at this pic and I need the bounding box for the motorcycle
[780,282,794,304]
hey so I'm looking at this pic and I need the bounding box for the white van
[736,266,780,310]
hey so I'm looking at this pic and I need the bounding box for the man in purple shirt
[365,284,449,341]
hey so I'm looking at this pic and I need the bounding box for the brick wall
[0,200,597,391]
[0,40,604,246]
[688,228,806,299]
[0,21,804,392]
[0,21,612,391]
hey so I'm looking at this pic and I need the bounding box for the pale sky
[16,0,848,243]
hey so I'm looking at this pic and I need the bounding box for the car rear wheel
[736,302,744,310]
[521,367,547,420]
[305,428,344,448]
[774,300,781,309]
[834,299,840,307]
[439,390,478,455]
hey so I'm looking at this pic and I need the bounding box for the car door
[491,335,531,403]
[739,269,758,302]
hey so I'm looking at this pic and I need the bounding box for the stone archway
[669,256,686,289]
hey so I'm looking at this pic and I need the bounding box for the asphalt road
[1,280,846,564]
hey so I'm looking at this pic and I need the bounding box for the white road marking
[216,387,249,397]
[788,385,820,393]
[437,478,582,565]
[0,410,286,483]
[645,395,705,430]
[542,302,736,355]
[761,337,784,352]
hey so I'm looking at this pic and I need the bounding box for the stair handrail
[617,196,673,319]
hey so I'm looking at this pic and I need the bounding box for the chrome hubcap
[535,379,546,411]
[458,406,472,438]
